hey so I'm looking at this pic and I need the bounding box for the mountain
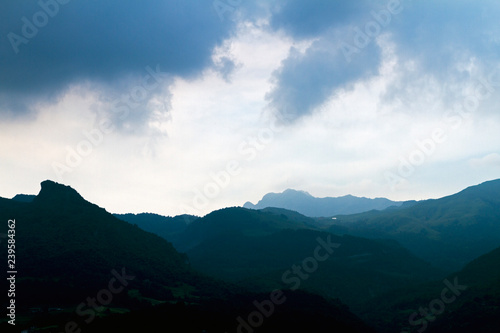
[0,181,207,306]
[328,178,500,272]
[360,243,500,333]
[0,180,374,332]
[11,193,35,202]
[82,289,377,333]
[177,207,443,313]
[244,189,403,217]
[6,179,497,331]
[424,245,500,333]
[0,181,227,329]
[114,212,198,242]
[117,207,318,249]
[173,206,317,252]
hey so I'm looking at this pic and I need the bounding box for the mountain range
[1,179,500,332]
[361,242,500,332]
[243,189,404,217]
[180,208,444,312]
[327,179,500,272]
[0,181,374,332]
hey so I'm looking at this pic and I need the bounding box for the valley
[1,179,499,332]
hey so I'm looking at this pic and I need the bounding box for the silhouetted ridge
[33,180,95,209]
[450,178,500,200]
[0,181,376,333]
[12,194,36,203]
[328,178,500,272]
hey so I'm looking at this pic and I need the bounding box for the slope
[360,244,500,333]
[0,180,376,333]
[114,212,197,242]
[179,207,443,312]
[173,206,317,251]
[0,181,226,329]
[328,178,500,272]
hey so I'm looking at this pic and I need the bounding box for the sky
[1,0,500,216]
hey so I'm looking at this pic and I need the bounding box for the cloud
[264,0,388,122]
[469,152,500,169]
[265,28,381,122]
[389,1,500,73]
[269,0,370,39]
[263,0,500,122]
[213,56,238,82]
[0,0,237,129]
[379,0,500,114]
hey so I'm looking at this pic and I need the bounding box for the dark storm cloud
[0,0,236,119]
[265,0,382,121]
[269,0,370,39]
[388,0,500,74]
[265,0,500,122]
[266,36,381,122]
[381,0,500,109]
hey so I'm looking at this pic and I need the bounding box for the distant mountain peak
[282,188,313,196]
[244,189,402,217]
